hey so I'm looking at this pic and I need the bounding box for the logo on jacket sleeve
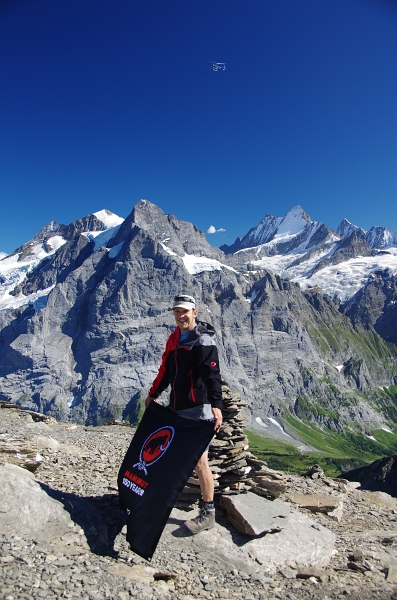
[133,426,175,475]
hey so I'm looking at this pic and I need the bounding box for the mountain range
[1,200,397,454]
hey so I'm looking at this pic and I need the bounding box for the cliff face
[342,270,397,344]
[0,201,396,433]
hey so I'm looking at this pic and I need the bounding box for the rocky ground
[1,406,397,600]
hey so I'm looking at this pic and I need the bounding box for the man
[145,293,223,533]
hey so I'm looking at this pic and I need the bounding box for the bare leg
[195,450,214,502]
[185,450,215,533]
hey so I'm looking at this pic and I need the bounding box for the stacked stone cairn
[178,382,286,506]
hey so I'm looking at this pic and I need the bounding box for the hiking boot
[185,506,215,534]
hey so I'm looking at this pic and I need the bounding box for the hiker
[145,293,223,533]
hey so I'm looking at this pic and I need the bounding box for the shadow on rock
[168,516,193,538]
[38,483,125,556]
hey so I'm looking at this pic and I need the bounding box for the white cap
[172,294,196,310]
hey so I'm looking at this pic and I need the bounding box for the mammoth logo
[133,426,175,475]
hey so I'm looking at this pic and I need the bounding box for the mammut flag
[118,402,214,560]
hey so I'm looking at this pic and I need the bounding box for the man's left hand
[212,407,223,433]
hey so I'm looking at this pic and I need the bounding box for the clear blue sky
[1,0,396,254]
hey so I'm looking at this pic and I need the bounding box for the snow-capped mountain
[0,209,123,311]
[221,206,397,303]
[221,206,337,255]
[2,203,397,311]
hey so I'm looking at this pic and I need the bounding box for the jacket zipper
[173,351,178,410]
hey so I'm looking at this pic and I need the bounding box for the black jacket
[148,321,223,412]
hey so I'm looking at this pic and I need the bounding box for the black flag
[118,402,214,560]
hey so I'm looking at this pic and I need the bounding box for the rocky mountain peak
[284,204,311,224]
[220,205,333,256]
[10,220,64,259]
[132,198,166,229]
[33,220,63,242]
[130,198,225,261]
[366,225,397,250]
[63,213,110,240]
[336,218,365,239]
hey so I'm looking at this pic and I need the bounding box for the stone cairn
[178,382,286,506]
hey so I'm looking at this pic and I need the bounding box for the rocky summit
[0,199,397,446]
[1,403,397,600]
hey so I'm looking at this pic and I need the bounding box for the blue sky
[1,0,396,254]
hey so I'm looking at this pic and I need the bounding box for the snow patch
[46,236,67,253]
[93,209,124,229]
[267,417,291,437]
[182,254,238,275]
[381,425,394,434]
[160,242,178,257]
[295,253,397,301]
[0,285,55,311]
[108,242,124,259]
[245,289,259,303]
[255,415,291,437]
[249,248,397,302]
[83,225,122,251]
[159,243,238,275]
[67,396,76,408]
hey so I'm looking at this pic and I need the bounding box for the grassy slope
[246,417,397,477]
[254,322,397,476]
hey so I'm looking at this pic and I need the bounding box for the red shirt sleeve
[148,328,180,398]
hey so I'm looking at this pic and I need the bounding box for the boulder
[220,492,290,536]
[288,492,344,515]
[245,476,286,498]
[0,464,75,541]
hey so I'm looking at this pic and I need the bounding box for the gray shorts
[168,405,214,451]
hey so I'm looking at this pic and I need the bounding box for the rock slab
[220,492,290,535]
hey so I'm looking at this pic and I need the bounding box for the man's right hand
[145,395,155,408]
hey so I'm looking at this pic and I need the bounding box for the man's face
[173,307,198,332]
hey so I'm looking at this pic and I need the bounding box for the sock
[203,501,214,511]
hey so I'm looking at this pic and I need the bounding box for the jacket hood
[196,320,216,337]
